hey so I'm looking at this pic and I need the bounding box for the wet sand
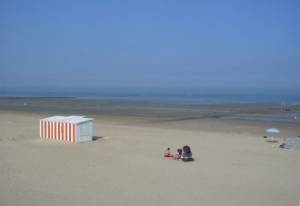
[0,98,299,206]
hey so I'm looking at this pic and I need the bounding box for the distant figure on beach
[173,149,182,160]
[164,148,173,158]
[181,145,192,161]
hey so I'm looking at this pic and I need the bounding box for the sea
[1,88,300,123]
[0,88,300,105]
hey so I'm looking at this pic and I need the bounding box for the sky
[0,0,299,92]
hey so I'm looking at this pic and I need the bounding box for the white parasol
[265,128,280,142]
[266,128,280,134]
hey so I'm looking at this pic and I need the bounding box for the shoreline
[0,95,300,105]
[0,97,299,124]
[0,96,76,99]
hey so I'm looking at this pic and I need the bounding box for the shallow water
[0,97,299,124]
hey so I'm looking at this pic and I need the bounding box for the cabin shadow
[92,136,104,141]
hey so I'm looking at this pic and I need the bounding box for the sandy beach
[2,0,299,205]
[0,98,300,206]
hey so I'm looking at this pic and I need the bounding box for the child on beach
[164,148,174,158]
[173,149,182,160]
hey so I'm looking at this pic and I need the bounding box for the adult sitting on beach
[181,145,193,161]
[164,148,174,158]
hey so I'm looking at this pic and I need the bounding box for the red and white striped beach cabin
[39,116,93,143]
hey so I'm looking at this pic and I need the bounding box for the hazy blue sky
[0,0,299,91]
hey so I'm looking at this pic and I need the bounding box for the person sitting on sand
[164,148,173,158]
[173,149,182,160]
[181,145,192,161]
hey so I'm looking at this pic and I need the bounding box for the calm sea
[0,88,300,104]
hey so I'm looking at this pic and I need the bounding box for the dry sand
[0,108,300,206]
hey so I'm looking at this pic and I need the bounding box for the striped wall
[39,120,77,143]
